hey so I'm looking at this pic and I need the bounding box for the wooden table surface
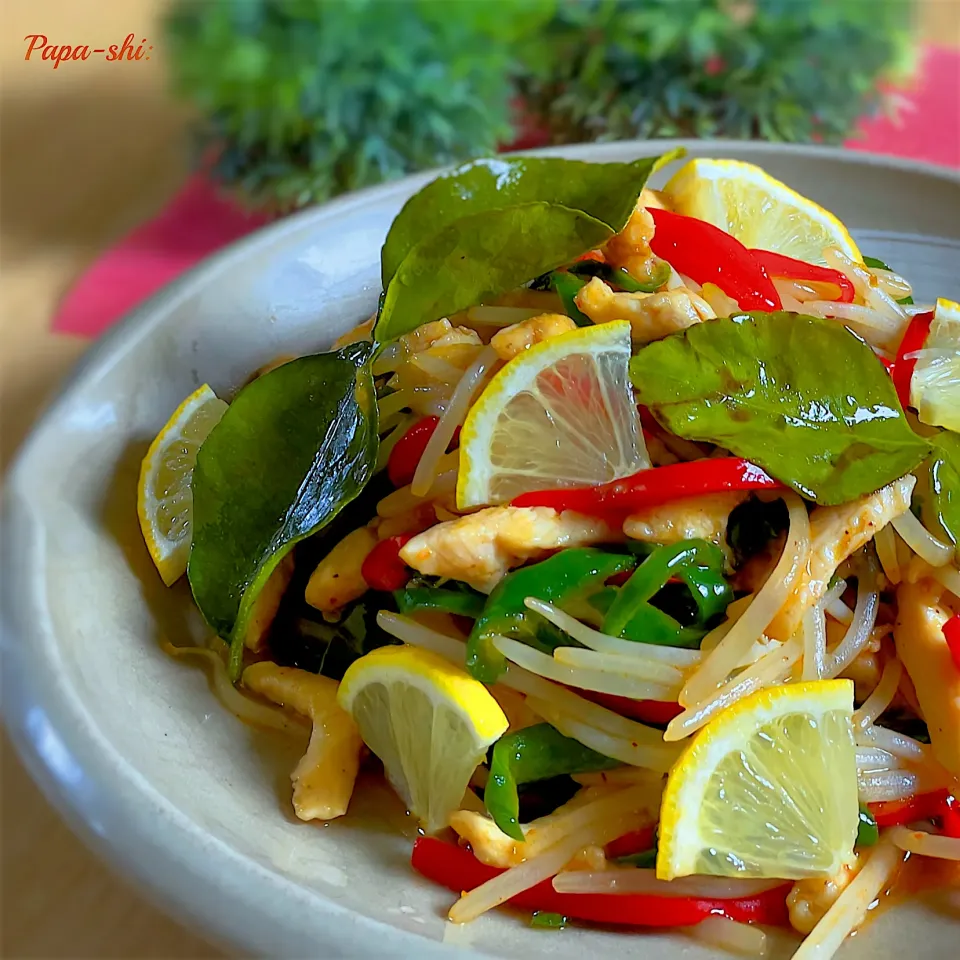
[2,1,958,958]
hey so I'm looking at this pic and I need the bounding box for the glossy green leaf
[630,313,931,505]
[188,343,379,677]
[375,202,614,342]
[381,152,682,286]
[926,431,960,563]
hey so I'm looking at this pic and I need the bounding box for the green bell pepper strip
[530,911,566,929]
[484,723,620,840]
[856,805,879,847]
[569,258,671,293]
[615,848,657,867]
[394,584,485,619]
[467,548,636,682]
[549,272,592,327]
[602,540,732,648]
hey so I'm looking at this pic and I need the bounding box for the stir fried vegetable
[647,209,781,312]
[485,724,620,839]
[752,249,855,303]
[411,837,792,927]
[394,582,486,619]
[512,457,782,516]
[467,549,636,683]
[892,310,935,410]
[602,540,732,647]
[568,259,671,294]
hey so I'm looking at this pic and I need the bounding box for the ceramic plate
[3,141,959,958]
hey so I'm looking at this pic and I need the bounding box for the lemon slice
[337,645,507,833]
[665,158,860,266]
[911,298,960,432]
[457,320,646,509]
[657,680,858,881]
[138,384,228,585]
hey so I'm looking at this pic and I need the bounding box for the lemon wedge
[137,384,228,585]
[665,158,860,266]
[337,645,507,833]
[911,297,960,432]
[657,680,858,881]
[457,320,646,509]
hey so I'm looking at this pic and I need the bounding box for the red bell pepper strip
[869,788,960,838]
[647,209,781,312]
[575,249,605,263]
[750,249,855,303]
[387,417,462,488]
[511,457,783,517]
[891,310,934,410]
[605,825,657,860]
[360,535,413,592]
[943,794,960,839]
[387,416,440,488]
[411,837,790,927]
[583,690,684,726]
[944,615,960,672]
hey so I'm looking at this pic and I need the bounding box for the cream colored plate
[3,141,959,958]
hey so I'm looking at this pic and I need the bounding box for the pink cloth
[54,176,269,336]
[53,45,960,338]
[845,45,960,168]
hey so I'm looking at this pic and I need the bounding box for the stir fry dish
[137,152,960,958]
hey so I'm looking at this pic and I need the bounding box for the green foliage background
[166,0,914,210]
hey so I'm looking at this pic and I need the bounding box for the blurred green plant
[166,0,915,211]
[525,0,916,145]
[166,0,552,210]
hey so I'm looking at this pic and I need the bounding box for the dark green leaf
[925,431,960,563]
[376,202,614,342]
[188,343,379,677]
[630,313,931,505]
[381,153,681,286]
